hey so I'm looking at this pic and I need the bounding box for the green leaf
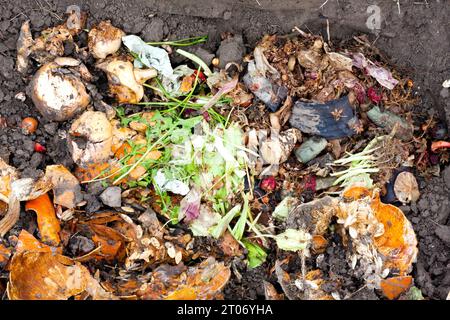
[272,197,299,221]
[242,239,267,269]
[275,229,312,252]
[210,204,242,239]
[231,193,249,241]
[406,286,424,300]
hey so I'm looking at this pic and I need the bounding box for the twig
[413,0,429,6]
[299,250,309,299]
[394,0,401,15]
[319,0,330,10]
[326,19,331,44]
[34,0,62,20]
[345,284,368,299]
[9,12,28,22]
[292,26,309,37]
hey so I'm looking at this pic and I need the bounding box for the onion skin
[69,111,112,167]
[88,21,125,59]
[97,57,157,104]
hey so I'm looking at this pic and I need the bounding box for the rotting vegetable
[30,57,91,121]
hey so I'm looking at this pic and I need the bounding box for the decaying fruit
[342,186,418,275]
[29,57,91,121]
[88,21,125,59]
[20,117,38,135]
[69,111,113,167]
[380,275,413,300]
[97,57,157,103]
[282,186,417,292]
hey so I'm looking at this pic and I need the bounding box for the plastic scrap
[294,136,328,163]
[352,53,399,90]
[289,96,359,139]
[367,106,414,141]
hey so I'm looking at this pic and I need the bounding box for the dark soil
[0,0,449,300]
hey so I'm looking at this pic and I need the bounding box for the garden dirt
[0,0,449,299]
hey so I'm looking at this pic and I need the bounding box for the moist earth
[0,0,449,299]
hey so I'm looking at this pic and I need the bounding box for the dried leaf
[7,251,116,300]
[312,235,328,254]
[84,223,127,262]
[263,281,284,300]
[15,230,62,254]
[219,231,243,257]
[380,276,412,300]
[25,193,61,246]
[16,20,33,74]
[0,243,11,268]
[138,257,230,300]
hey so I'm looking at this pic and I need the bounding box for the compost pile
[0,6,448,300]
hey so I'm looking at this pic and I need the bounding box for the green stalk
[176,49,212,76]
[146,35,208,47]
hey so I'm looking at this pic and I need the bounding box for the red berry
[34,142,46,153]
[303,175,316,192]
[367,87,382,104]
[192,70,206,82]
[260,176,276,192]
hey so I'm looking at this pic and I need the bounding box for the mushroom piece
[30,57,91,122]
[68,111,113,168]
[97,57,157,104]
[88,21,125,59]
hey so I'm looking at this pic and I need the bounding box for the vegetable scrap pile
[0,5,448,300]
